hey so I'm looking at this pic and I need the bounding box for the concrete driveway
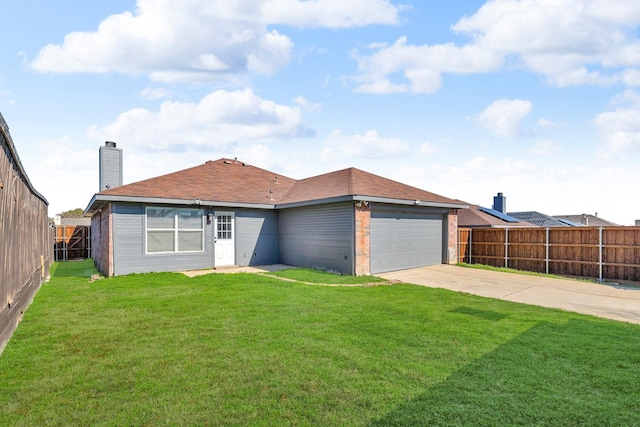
[378,264,640,324]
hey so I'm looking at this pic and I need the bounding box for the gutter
[84,193,468,216]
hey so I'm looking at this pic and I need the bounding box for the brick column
[447,209,458,264]
[91,203,114,276]
[354,202,371,276]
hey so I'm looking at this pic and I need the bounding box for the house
[507,211,575,227]
[457,203,537,228]
[553,214,618,227]
[85,143,467,277]
[487,193,589,227]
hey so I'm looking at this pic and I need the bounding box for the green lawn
[1,260,639,426]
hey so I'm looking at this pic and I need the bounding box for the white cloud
[261,0,400,28]
[27,137,97,215]
[594,108,640,152]
[418,141,438,156]
[527,139,561,155]
[294,96,321,113]
[354,37,501,94]
[139,87,173,100]
[594,90,640,153]
[354,0,640,93]
[473,98,532,138]
[30,0,402,83]
[320,129,409,160]
[537,117,556,128]
[88,88,314,153]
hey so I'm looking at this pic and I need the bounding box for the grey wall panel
[370,205,445,274]
[112,203,214,275]
[235,210,280,266]
[279,202,354,274]
[99,145,123,191]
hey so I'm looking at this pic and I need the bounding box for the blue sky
[2,0,640,224]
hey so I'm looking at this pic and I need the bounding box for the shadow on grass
[370,318,640,426]
[50,259,98,279]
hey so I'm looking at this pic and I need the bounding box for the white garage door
[370,207,444,274]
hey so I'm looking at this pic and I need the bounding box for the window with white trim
[146,207,204,253]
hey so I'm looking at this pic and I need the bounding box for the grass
[458,262,594,281]
[267,267,385,284]
[1,260,639,426]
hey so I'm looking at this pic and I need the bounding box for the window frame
[145,206,204,254]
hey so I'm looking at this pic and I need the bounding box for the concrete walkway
[378,264,640,324]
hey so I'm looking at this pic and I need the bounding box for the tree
[58,208,85,218]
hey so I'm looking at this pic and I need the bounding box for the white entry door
[214,212,235,267]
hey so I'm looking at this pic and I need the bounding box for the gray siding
[279,202,354,274]
[111,204,279,275]
[370,205,446,274]
[99,144,123,191]
[236,210,280,266]
[112,203,214,275]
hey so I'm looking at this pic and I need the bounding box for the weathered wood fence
[0,113,50,353]
[458,227,640,283]
[53,225,92,261]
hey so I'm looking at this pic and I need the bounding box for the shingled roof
[457,203,537,228]
[86,158,465,213]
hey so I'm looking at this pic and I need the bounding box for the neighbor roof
[457,203,537,228]
[508,211,571,227]
[85,158,466,214]
[553,214,618,227]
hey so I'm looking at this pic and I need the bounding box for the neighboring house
[457,202,537,228]
[54,215,91,226]
[474,193,616,228]
[507,211,575,227]
[85,143,467,277]
[553,214,618,227]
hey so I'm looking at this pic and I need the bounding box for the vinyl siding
[112,203,213,275]
[236,210,280,266]
[279,202,354,274]
[99,145,122,191]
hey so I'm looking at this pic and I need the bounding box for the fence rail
[458,227,640,283]
[53,225,92,261]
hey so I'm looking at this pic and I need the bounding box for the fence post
[469,228,473,264]
[545,227,549,274]
[505,228,509,268]
[87,226,92,259]
[599,226,603,282]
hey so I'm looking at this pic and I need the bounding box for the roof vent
[275,176,279,184]
[242,162,250,167]
[224,160,232,164]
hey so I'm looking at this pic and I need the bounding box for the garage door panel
[370,209,444,274]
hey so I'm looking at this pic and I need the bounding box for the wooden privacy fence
[458,227,640,283]
[53,225,92,261]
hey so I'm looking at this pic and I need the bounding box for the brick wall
[91,203,113,276]
[354,202,371,276]
[447,209,458,264]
